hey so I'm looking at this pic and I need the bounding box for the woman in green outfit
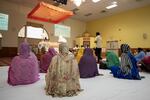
[105,51,120,69]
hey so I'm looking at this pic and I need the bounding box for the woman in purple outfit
[8,42,39,85]
[78,48,99,78]
[40,48,57,73]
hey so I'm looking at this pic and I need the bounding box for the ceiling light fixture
[72,0,84,7]
[106,1,118,9]
[92,0,101,3]
[71,0,100,7]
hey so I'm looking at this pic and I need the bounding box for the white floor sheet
[0,66,150,100]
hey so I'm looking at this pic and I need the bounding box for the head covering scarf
[79,48,99,78]
[59,43,69,56]
[111,44,141,79]
[83,48,93,56]
[120,44,130,53]
[59,43,75,62]
[40,48,57,73]
[48,48,57,56]
[8,42,39,85]
[106,51,120,68]
[19,42,30,58]
[120,44,133,75]
[45,43,81,97]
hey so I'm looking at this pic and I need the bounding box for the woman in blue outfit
[135,48,146,62]
[111,44,141,80]
[78,48,100,78]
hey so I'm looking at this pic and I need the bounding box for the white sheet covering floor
[0,66,150,100]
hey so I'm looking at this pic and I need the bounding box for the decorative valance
[27,2,73,24]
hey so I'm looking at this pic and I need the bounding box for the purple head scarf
[7,41,39,85]
[79,48,99,78]
[48,48,57,56]
[83,48,93,56]
[19,42,30,58]
[40,48,57,73]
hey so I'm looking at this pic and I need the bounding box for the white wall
[0,0,86,48]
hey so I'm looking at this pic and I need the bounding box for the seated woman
[45,43,82,97]
[105,51,120,69]
[8,42,39,85]
[145,49,150,56]
[139,56,150,72]
[111,44,141,80]
[135,48,146,62]
[76,47,84,63]
[40,48,57,73]
[79,48,99,78]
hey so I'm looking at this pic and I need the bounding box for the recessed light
[106,1,118,9]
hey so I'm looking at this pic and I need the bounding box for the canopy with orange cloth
[27,2,73,24]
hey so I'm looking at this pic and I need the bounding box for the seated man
[40,48,57,73]
[111,44,141,80]
[8,42,39,85]
[45,43,82,97]
[79,48,100,78]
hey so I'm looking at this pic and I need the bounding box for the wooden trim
[0,47,17,58]
[26,22,43,28]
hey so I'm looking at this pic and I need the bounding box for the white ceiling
[4,0,150,22]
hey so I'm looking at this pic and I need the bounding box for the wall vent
[71,8,79,14]
[84,13,92,16]
[100,10,107,13]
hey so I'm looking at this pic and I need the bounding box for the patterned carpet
[0,57,12,67]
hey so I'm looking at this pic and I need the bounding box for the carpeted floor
[0,66,150,100]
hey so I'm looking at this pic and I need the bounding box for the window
[0,33,2,38]
[0,13,9,31]
[18,26,48,39]
[54,24,71,38]
[18,27,25,37]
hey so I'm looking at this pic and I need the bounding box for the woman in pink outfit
[8,42,39,85]
[40,48,57,73]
